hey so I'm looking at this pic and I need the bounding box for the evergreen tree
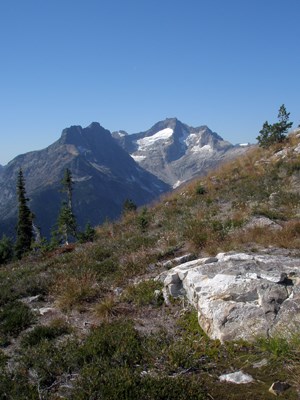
[49,227,60,250]
[57,203,77,245]
[257,104,293,148]
[77,222,96,243]
[57,169,77,245]
[122,198,137,214]
[84,222,96,242]
[137,207,149,232]
[61,168,73,209]
[15,168,33,258]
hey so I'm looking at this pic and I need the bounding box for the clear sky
[0,0,299,165]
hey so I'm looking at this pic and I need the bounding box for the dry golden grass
[94,297,120,321]
[228,220,300,250]
[53,269,100,311]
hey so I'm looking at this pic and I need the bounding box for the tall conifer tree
[57,168,77,245]
[61,168,73,209]
[257,104,293,147]
[15,168,33,258]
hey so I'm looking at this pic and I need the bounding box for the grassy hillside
[0,132,300,399]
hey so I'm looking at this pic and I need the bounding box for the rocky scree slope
[113,117,250,187]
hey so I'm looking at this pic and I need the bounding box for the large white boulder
[162,252,300,342]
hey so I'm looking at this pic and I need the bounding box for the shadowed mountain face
[0,122,170,238]
[113,118,250,188]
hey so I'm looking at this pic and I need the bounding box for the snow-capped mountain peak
[113,118,251,187]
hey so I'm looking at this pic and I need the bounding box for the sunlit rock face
[162,251,300,342]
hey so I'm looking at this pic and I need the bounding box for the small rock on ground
[219,371,254,384]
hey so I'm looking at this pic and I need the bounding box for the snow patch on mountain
[238,143,250,147]
[131,155,146,162]
[191,144,213,153]
[73,175,92,182]
[173,180,183,189]
[137,128,174,150]
[184,128,211,150]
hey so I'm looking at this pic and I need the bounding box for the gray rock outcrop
[162,252,300,342]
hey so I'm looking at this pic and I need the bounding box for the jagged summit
[0,123,169,238]
[59,123,111,146]
[0,118,251,238]
[113,118,249,187]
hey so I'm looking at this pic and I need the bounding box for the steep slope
[0,132,300,399]
[113,118,250,187]
[0,122,169,238]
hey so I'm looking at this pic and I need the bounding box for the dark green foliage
[30,236,49,255]
[19,339,79,390]
[0,369,38,400]
[73,319,206,400]
[257,121,273,148]
[0,263,50,308]
[61,168,73,209]
[77,222,96,243]
[21,321,71,347]
[123,198,137,213]
[257,104,293,147]
[138,376,205,400]
[0,301,35,343]
[15,168,33,259]
[123,280,164,307]
[177,309,207,337]
[256,336,292,359]
[57,202,77,244]
[57,168,77,244]
[78,319,143,367]
[195,184,206,195]
[73,365,140,400]
[74,369,205,400]
[49,227,60,250]
[137,207,150,232]
[0,235,13,265]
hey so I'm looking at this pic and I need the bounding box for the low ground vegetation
[0,133,300,398]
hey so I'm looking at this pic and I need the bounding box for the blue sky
[0,0,299,165]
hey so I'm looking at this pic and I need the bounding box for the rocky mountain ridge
[0,118,250,238]
[113,117,251,187]
[0,122,169,237]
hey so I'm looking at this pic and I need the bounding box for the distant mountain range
[0,123,169,238]
[0,119,250,238]
[113,118,249,188]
